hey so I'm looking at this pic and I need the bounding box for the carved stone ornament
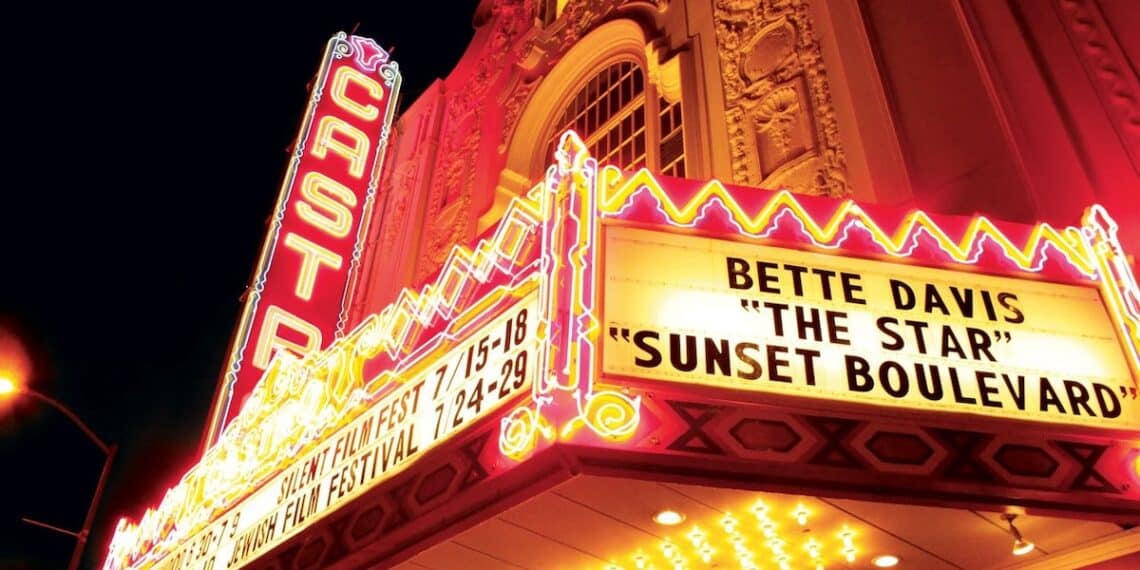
[415,0,534,281]
[713,0,850,197]
[418,116,480,282]
[420,0,670,280]
[1053,0,1140,168]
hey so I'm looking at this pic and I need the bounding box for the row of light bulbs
[604,502,1040,568]
[606,500,866,570]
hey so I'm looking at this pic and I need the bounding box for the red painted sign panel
[205,33,400,445]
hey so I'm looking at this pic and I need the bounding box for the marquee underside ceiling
[395,475,1137,570]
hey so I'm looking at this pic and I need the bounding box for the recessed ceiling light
[873,554,900,567]
[652,509,685,526]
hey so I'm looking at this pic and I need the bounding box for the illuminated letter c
[331,66,384,122]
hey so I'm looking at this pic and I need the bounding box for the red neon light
[204,34,401,444]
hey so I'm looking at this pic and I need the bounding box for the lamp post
[1,376,117,570]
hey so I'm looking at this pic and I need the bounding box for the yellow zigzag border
[598,167,1096,277]
[107,144,1137,569]
[105,189,548,570]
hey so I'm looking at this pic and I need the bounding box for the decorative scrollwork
[561,389,641,441]
[713,0,849,197]
[499,405,554,460]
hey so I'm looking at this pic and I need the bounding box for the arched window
[543,59,685,177]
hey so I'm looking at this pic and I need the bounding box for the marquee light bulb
[653,510,685,526]
[793,504,809,525]
[751,500,769,516]
[699,545,714,563]
[687,526,705,545]
[873,554,900,567]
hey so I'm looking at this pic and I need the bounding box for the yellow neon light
[296,171,357,238]
[499,405,554,461]
[500,129,1139,464]
[330,65,384,122]
[111,128,1140,568]
[596,166,1095,276]
[605,165,1139,385]
[602,495,862,570]
[310,115,370,178]
[558,389,640,441]
[250,306,321,370]
[106,184,546,569]
[283,232,344,301]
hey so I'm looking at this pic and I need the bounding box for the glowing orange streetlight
[0,375,15,395]
[1,336,116,570]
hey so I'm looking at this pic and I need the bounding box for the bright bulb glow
[793,503,809,525]
[1013,539,1036,556]
[654,510,685,526]
[0,376,15,396]
[873,554,901,567]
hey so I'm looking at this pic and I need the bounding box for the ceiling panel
[401,475,1134,570]
[395,539,526,570]
[497,491,659,568]
[452,516,606,569]
[827,498,1021,568]
[554,477,723,539]
[974,510,1121,554]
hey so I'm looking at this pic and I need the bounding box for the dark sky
[0,4,480,568]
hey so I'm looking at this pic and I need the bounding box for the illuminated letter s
[297,171,357,238]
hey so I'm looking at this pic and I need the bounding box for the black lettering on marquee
[785,263,809,296]
[764,302,789,336]
[767,345,792,383]
[670,333,698,372]
[735,342,763,381]
[633,330,661,367]
[627,253,1134,427]
[998,292,1024,323]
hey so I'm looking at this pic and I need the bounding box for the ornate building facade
[347,0,1140,323]
[107,1,1140,568]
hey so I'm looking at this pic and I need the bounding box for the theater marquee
[157,295,537,570]
[603,227,1137,429]
[106,131,1140,569]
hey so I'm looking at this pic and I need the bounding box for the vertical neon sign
[204,33,400,446]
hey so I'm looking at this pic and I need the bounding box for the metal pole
[69,443,116,570]
[21,517,79,537]
[15,388,115,570]
[22,389,110,454]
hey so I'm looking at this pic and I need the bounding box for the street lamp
[1,373,117,570]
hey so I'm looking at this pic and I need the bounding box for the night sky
[0,4,480,568]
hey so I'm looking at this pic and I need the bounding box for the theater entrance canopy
[105,131,1140,569]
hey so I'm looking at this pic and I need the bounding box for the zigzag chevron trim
[104,188,548,570]
[598,167,1096,277]
[105,130,1140,569]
